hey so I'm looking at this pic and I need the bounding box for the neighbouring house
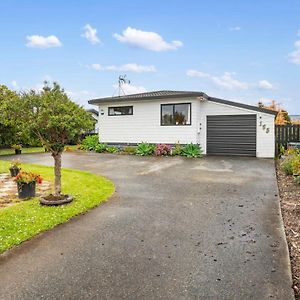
[88,90,277,158]
[86,108,99,133]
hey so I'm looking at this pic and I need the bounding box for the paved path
[0,153,294,299]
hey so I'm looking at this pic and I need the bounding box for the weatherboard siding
[199,101,275,158]
[97,98,199,145]
[96,97,275,158]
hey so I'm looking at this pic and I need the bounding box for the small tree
[0,85,20,147]
[258,100,291,125]
[10,82,94,196]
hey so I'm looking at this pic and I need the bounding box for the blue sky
[0,0,299,113]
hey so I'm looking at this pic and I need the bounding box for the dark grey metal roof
[88,90,277,116]
[88,90,206,103]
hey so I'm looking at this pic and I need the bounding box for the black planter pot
[15,149,22,155]
[17,182,36,199]
[9,167,20,177]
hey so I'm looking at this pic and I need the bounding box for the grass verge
[0,160,114,253]
[0,145,78,156]
[0,147,45,156]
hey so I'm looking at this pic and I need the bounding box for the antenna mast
[113,75,130,97]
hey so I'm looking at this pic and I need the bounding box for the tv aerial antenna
[113,75,131,97]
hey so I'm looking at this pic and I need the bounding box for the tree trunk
[52,151,62,196]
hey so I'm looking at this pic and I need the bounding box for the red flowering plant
[14,171,43,184]
[155,144,172,156]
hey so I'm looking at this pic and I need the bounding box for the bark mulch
[276,161,300,299]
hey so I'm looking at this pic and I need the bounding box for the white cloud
[82,24,101,45]
[113,83,147,94]
[26,35,62,48]
[288,40,300,64]
[211,72,249,90]
[107,63,156,73]
[186,69,276,91]
[89,63,156,73]
[229,26,241,31]
[258,80,274,90]
[90,63,102,71]
[113,27,183,52]
[186,69,210,78]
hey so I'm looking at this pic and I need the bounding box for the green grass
[0,145,79,156]
[0,147,45,156]
[0,160,114,253]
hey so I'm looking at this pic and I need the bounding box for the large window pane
[161,105,173,125]
[174,104,191,125]
[108,106,133,116]
[161,103,191,126]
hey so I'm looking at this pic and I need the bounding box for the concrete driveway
[0,153,294,299]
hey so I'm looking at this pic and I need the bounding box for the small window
[108,106,133,116]
[161,103,191,126]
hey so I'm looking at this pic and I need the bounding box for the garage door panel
[207,137,256,141]
[207,115,257,156]
[207,134,256,138]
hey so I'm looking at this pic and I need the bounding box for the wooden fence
[275,124,300,155]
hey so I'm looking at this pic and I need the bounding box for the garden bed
[0,173,51,208]
[276,161,300,299]
[0,160,114,253]
[80,135,203,158]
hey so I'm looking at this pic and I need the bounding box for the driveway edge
[273,161,295,299]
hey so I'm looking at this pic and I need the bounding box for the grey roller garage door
[207,115,257,156]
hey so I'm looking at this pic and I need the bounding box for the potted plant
[9,159,21,177]
[12,144,22,155]
[15,171,43,199]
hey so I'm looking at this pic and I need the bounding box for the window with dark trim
[161,103,191,126]
[108,106,133,116]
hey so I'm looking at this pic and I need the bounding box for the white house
[86,108,99,133]
[88,91,277,158]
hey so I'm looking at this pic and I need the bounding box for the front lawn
[0,160,114,253]
[0,147,45,156]
[0,145,78,156]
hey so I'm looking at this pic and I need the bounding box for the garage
[206,114,257,156]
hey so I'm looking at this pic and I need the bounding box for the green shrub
[281,158,294,175]
[294,175,300,185]
[95,143,107,153]
[181,143,203,158]
[136,143,155,156]
[106,146,118,153]
[278,144,286,158]
[172,142,182,156]
[281,154,300,175]
[80,135,99,151]
[287,146,300,156]
[291,155,300,175]
[123,146,136,155]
